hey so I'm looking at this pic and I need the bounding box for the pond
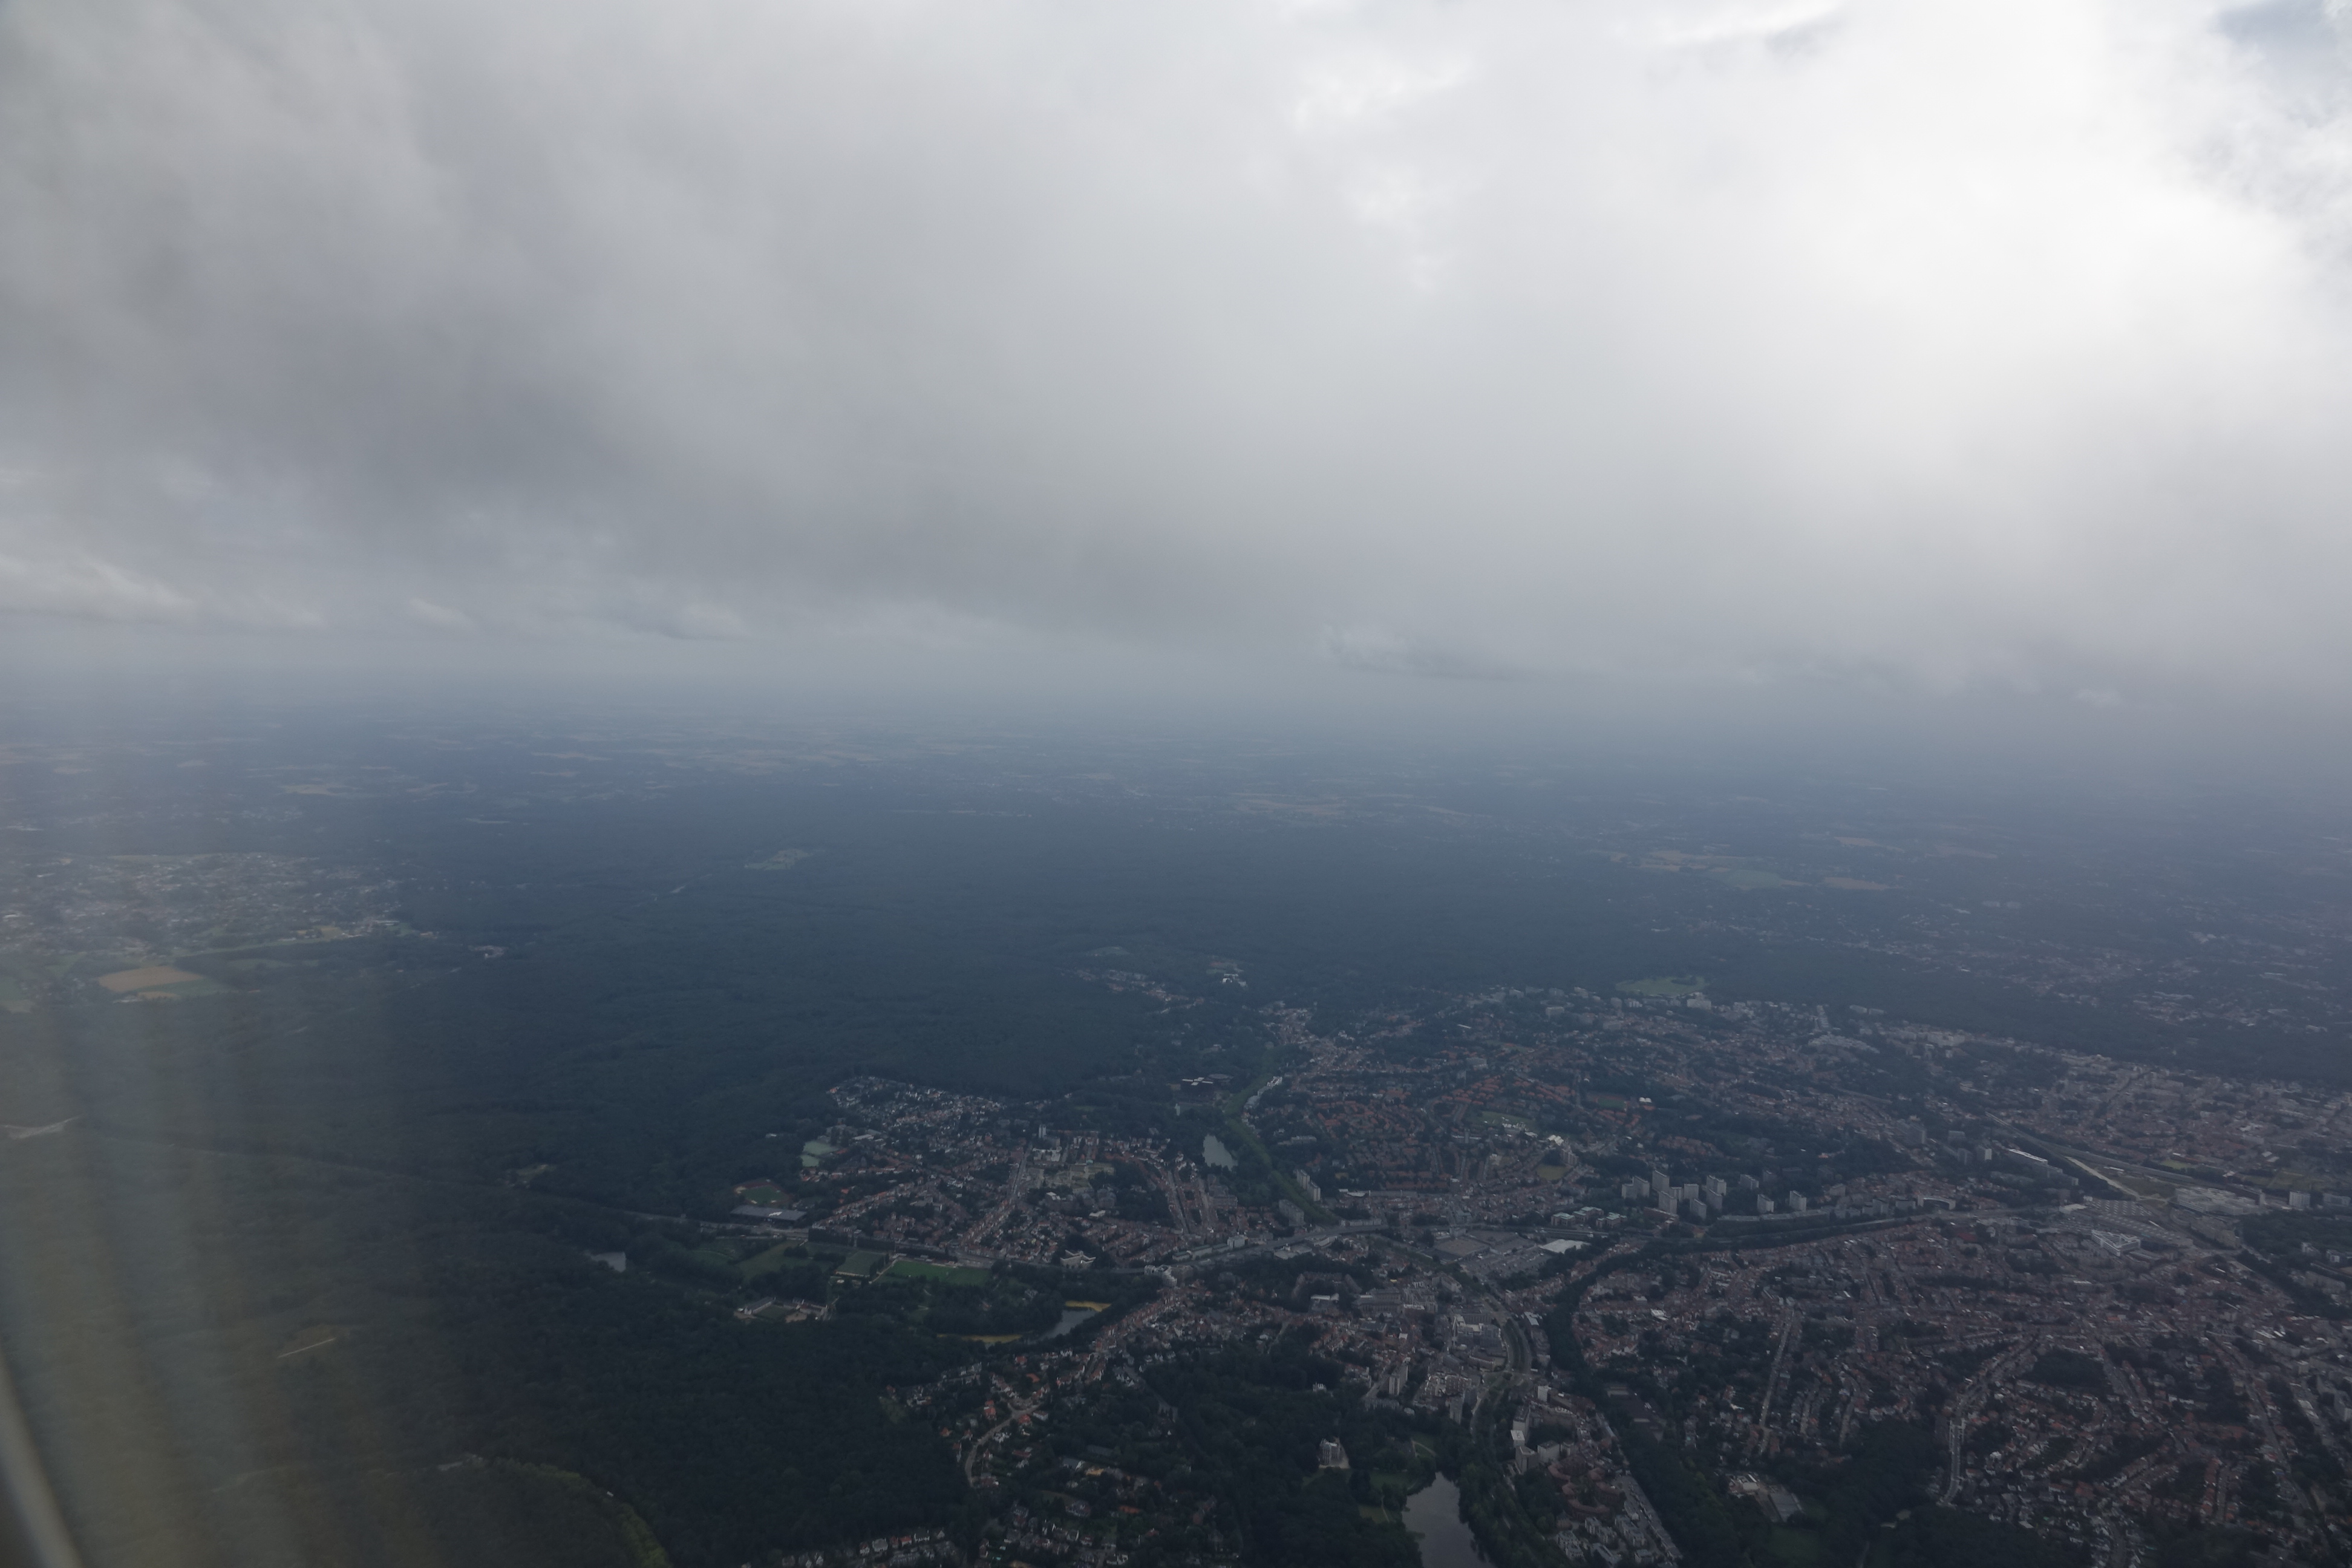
[1044,1305,1100,1338]
[1403,1476,1487,1568]
[1201,1134,1236,1169]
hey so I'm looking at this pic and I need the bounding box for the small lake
[1201,1134,1236,1169]
[1044,1306,1100,1338]
[1403,1477,1487,1568]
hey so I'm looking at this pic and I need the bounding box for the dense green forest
[0,1131,967,1567]
[1142,1333,1426,1568]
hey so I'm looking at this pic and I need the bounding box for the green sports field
[883,1258,990,1288]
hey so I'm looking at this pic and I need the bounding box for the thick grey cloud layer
[1,0,2349,701]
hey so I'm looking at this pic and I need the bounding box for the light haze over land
[13,13,2352,1567]
[2,0,2350,724]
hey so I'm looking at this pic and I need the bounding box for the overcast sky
[1,0,2348,712]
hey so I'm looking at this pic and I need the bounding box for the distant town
[702,978,2352,1568]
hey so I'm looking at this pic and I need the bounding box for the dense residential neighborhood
[693,979,2352,1567]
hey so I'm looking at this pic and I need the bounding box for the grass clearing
[833,1250,888,1279]
[1222,1075,1273,1118]
[1617,975,1705,996]
[739,1244,806,1280]
[883,1258,990,1288]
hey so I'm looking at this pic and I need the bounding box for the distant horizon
[6,615,2350,800]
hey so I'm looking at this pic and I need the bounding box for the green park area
[1617,975,1705,996]
[883,1259,991,1289]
